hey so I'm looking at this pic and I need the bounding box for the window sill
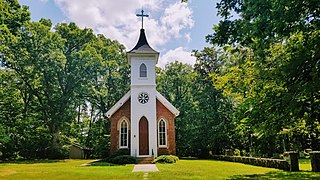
[119,146,128,149]
[158,146,167,148]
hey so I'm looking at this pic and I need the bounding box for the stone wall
[211,155,290,171]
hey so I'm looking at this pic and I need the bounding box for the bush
[153,155,179,164]
[109,149,130,158]
[234,149,241,156]
[110,155,137,165]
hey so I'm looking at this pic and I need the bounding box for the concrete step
[137,157,154,164]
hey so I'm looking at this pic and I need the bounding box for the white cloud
[185,32,192,43]
[160,2,194,38]
[54,0,194,50]
[158,47,196,68]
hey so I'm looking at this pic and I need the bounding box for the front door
[139,117,149,155]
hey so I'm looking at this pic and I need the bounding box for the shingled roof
[128,29,159,54]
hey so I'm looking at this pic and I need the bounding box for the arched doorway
[139,117,149,155]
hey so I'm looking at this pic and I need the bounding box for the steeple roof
[128,29,159,54]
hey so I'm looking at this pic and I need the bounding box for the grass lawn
[0,159,319,180]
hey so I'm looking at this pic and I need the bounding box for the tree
[0,0,30,34]
[157,61,197,156]
[1,8,129,158]
[207,0,320,153]
[157,60,234,156]
[193,48,235,156]
[208,0,320,50]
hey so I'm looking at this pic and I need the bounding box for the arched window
[158,119,167,147]
[140,63,147,77]
[119,119,128,148]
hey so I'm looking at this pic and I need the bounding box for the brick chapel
[106,12,179,158]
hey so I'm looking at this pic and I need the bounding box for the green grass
[299,158,312,171]
[150,159,279,179]
[0,159,319,180]
[0,160,143,180]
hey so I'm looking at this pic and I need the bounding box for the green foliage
[157,60,234,156]
[0,0,30,34]
[109,155,137,165]
[206,0,320,155]
[209,0,320,50]
[153,155,179,164]
[234,149,241,156]
[109,149,130,158]
[0,0,128,160]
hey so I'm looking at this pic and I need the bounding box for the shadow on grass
[1,159,62,164]
[89,161,124,167]
[229,171,320,180]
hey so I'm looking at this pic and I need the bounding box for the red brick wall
[110,98,131,155]
[156,99,176,155]
[109,98,177,156]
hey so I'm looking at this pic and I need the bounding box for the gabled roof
[70,143,92,150]
[106,91,131,118]
[156,91,180,116]
[106,90,180,118]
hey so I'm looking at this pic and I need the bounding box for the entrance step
[137,157,154,164]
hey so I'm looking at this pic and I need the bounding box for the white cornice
[156,91,180,117]
[106,90,180,118]
[106,90,131,118]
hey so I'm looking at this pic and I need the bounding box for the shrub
[109,149,130,158]
[110,155,137,165]
[153,155,179,164]
[234,149,241,156]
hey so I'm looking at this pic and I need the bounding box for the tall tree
[193,48,235,156]
[208,0,320,152]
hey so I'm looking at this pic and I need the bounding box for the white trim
[127,53,159,65]
[117,116,130,131]
[106,90,180,118]
[156,91,180,116]
[138,155,152,157]
[106,91,131,118]
[119,118,129,149]
[158,119,167,148]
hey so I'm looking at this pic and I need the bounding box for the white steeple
[127,10,159,157]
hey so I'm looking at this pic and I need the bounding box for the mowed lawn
[0,159,319,180]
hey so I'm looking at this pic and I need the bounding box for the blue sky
[19,0,220,67]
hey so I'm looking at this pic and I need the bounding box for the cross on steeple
[136,9,149,29]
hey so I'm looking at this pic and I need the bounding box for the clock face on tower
[138,92,149,104]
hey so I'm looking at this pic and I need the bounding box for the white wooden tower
[127,10,159,157]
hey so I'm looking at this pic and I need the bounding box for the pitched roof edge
[106,90,180,118]
[106,90,131,118]
[156,91,180,117]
